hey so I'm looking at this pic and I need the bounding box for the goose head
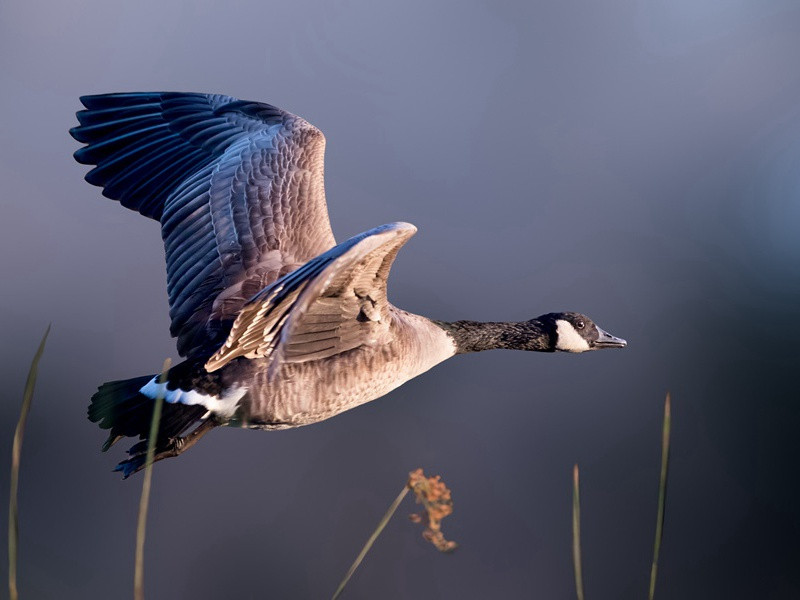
[535,312,627,353]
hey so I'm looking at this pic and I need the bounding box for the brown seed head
[407,468,458,552]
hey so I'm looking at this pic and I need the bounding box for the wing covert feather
[205,222,417,373]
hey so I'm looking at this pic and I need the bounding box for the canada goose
[70,92,627,477]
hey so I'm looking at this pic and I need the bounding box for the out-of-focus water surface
[1,1,799,598]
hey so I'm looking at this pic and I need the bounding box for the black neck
[432,320,554,354]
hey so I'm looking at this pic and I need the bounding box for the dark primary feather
[70,92,337,357]
[71,93,235,220]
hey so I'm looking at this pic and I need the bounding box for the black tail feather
[89,374,207,476]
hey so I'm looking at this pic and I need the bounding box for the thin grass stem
[8,325,50,600]
[572,464,585,600]
[649,393,671,600]
[331,486,410,600]
[134,358,171,600]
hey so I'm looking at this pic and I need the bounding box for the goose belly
[233,317,455,428]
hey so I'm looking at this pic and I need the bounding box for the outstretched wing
[205,222,417,374]
[70,92,336,357]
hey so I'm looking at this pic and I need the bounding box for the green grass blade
[8,324,50,600]
[331,486,410,600]
[649,392,672,600]
[134,358,171,600]
[572,464,585,600]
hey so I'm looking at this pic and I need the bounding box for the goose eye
[575,320,585,330]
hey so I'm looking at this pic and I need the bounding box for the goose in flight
[70,92,627,477]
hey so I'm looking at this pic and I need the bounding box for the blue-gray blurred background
[2,0,799,598]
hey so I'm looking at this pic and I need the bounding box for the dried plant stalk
[649,393,671,600]
[331,486,410,600]
[332,468,456,599]
[134,358,171,600]
[572,464,585,600]
[8,325,50,600]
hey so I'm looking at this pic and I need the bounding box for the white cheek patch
[140,377,247,419]
[555,320,591,353]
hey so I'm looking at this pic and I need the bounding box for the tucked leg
[115,419,218,478]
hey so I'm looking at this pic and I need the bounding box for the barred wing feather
[71,92,336,357]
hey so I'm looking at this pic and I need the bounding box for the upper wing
[205,222,417,374]
[70,92,336,357]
